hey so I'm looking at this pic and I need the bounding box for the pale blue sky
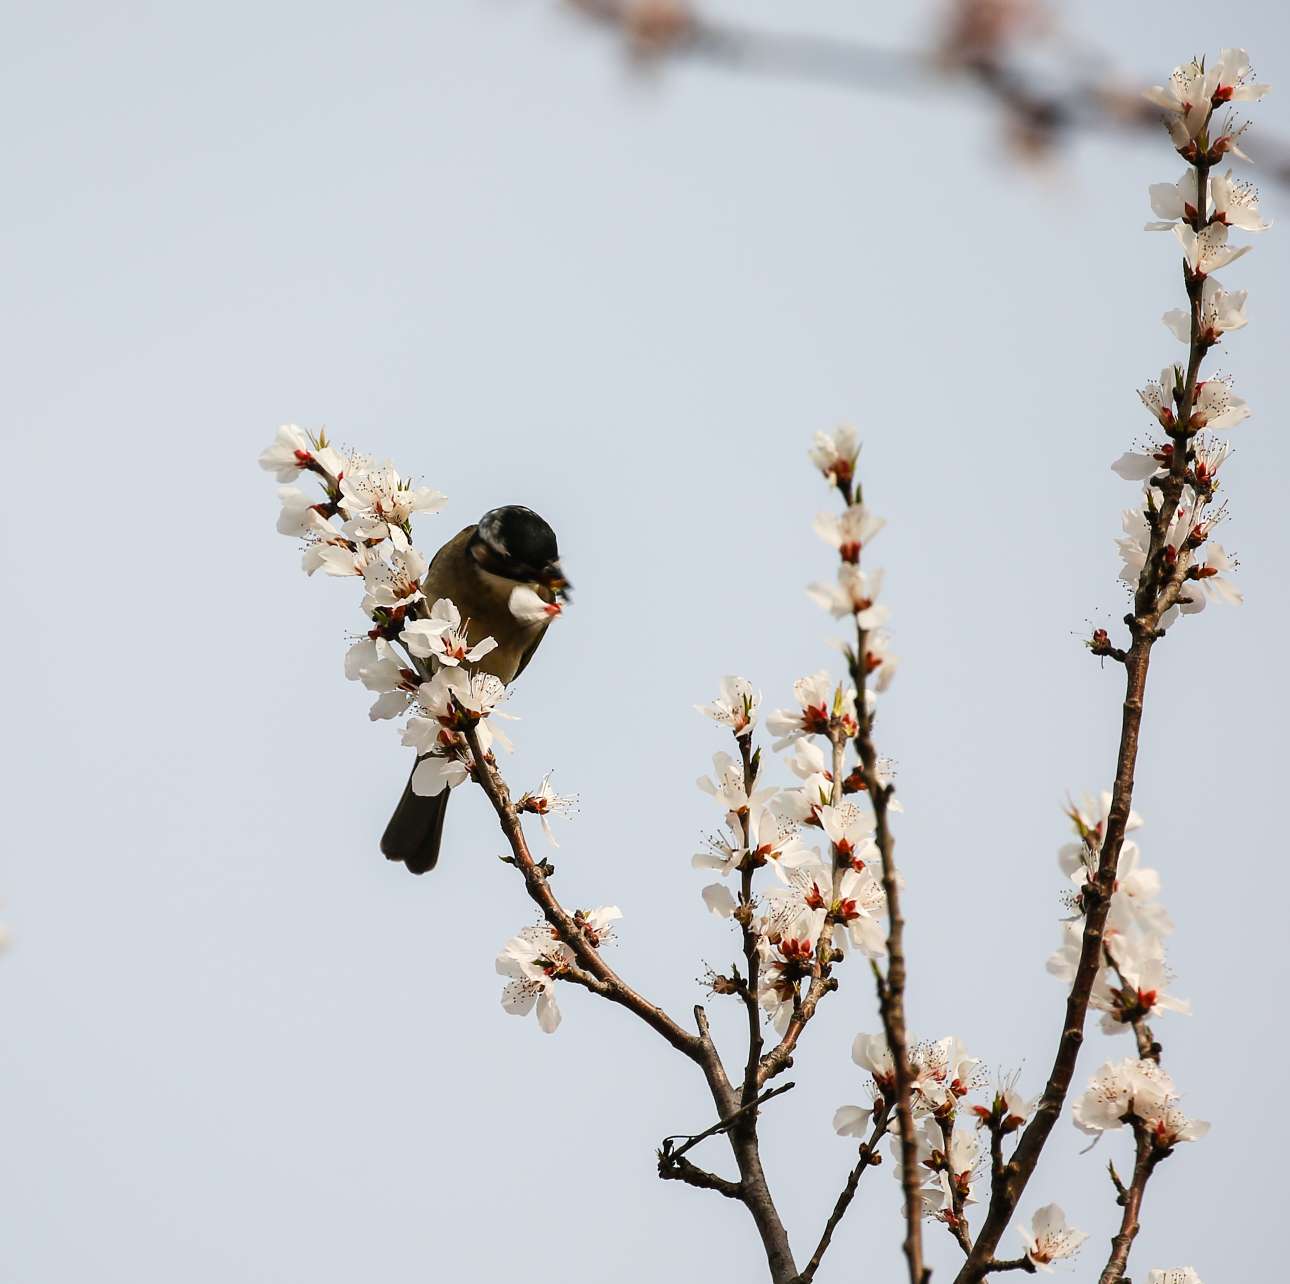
[3,3,1286,1281]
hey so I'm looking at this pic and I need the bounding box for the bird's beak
[540,562,571,602]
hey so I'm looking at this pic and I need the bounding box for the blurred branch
[565,0,1290,185]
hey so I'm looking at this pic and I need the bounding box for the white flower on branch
[275,485,336,538]
[344,635,401,689]
[758,925,825,1033]
[832,1083,883,1139]
[1071,1058,1141,1134]
[362,546,429,614]
[971,1069,1034,1134]
[1146,168,1270,234]
[767,855,887,956]
[344,636,417,719]
[1186,542,1242,608]
[496,924,573,1034]
[1144,59,1214,144]
[1072,1059,1209,1145]
[424,666,509,722]
[1098,937,1190,1031]
[1018,1203,1088,1272]
[1136,364,1183,430]
[1173,223,1250,277]
[1112,444,1171,483]
[1145,49,1269,148]
[1145,169,1205,230]
[303,535,379,579]
[338,459,445,551]
[813,504,885,563]
[1148,1271,1204,1284]
[1211,169,1271,231]
[516,771,579,847]
[697,751,772,813]
[818,801,878,866]
[747,806,814,877]
[258,423,346,483]
[695,675,761,737]
[693,818,744,879]
[766,671,857,750]
[1163,276,1247,347]
[808,424,860,488]
[1189,377,1250,431]
[401,596,499,666]
[574,905,621,949]
[807,565,889,628]
[1058,825,1172,941]
[910,1036,984,1111]
[1192,436,1235,485]
[400,669,512,788]
[856,628,900,692]
[700,883,737,918]
[852,1031,897,1089]
[409,753,470,797]
[834,1033,896,1136]
[1114,431,1235,486]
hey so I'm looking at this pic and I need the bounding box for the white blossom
[258,424,344,482]
[1073,1059,1208,1145]
[275,485,335,538]
[1163,276,1247,346]
[813,504,884,562]
[808,425,860,487]
[400,597,499,666]
[1174,223,1250,277]
[1148,1271,1204,1284]
[1145,50,1268,147]
[1188,542,1242,607]
[695,676,761,737]
[1137,364,1181,430]
[766,672,857,750]
[1211,169,1270,231]
[697,751,772,813]
[338,459,445,551]
[1189,377,1250,431]
[517,771,578,846]
[496,924,572,1033]
[1019,1204,1088,1271]
[807,565,889,628]
[701,883,737,917]
[362,547,429,613]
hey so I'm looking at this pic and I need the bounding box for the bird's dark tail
[380,762,449,875]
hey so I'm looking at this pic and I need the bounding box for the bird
[380,505,568,875]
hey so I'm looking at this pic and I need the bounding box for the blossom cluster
[691,428,900,1029]
[1073,1055,1209,1149]
[1047,795,1185,1035]
[833,1031,1086,1267]
[1110,50,1271,628]
[495,908,620,1033]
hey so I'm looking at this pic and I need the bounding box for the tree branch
[794,1104,891,1284]
[953,130,1223,1284]
[464,723,704,1061]
[1097,1127,1157,1284]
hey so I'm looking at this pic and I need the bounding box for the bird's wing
[511,623,549,682]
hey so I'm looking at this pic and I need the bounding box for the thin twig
[794,1104,891,1284]
[1097,1127,1157,1284]
[661,1081,796,1163]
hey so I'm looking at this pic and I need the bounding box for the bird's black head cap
[475,505,561,582]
